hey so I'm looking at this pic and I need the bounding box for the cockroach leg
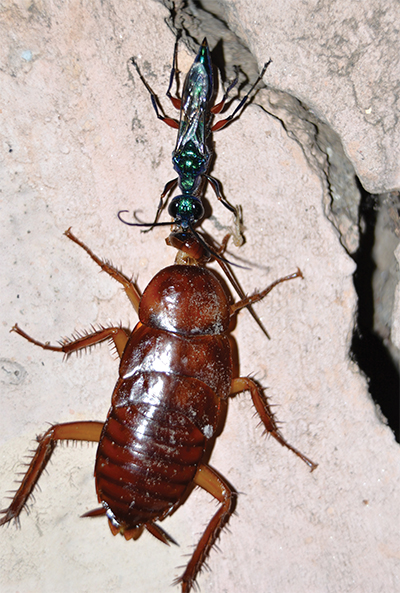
[11,323,130,359]
[3,229,316,591]
[230,268,304,316]
[230,377,317,472]
[0,421,103,526]
[176,464,236,592]
[65,228,142,313]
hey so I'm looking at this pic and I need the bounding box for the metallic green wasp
[121,37,270,237]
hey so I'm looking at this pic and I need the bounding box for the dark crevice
[163,1,400,442]
[351,183,400,442]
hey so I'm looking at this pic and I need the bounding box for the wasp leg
[230,377,317,471]
[0,421,103,527]
[176,464,236,593]
[129,56,179,129]
[210,71,239,115]
[64,228,141,313]
[143,177,179,231]
[204,174,243,248]
[205,174,237,215]
[211,60,272,132]
[165,32,182,111]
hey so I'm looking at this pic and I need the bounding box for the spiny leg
[64,228,141,313]
[230,377,317,471]
[176,464,236,593]
[227,268,303,340]
[0,421,103,526]
[214,236,271,338]
[11,231,135,354]
[230,268,303,316]
[11,323,130,360]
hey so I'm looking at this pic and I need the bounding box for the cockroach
[1,229,316,592]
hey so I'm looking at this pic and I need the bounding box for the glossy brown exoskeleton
[1,229,316,592]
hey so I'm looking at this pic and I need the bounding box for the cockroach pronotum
[1,228,316,592]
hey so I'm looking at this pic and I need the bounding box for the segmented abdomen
[95,382,206,528]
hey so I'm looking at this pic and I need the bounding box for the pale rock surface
[219,0,400,194]
[0,2,399,593]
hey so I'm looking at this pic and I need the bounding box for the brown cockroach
[1,228,316,591]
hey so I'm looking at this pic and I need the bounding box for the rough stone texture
[1,2,399,593]
[219,0,400,195]
[393,242,400,350]
[162,0,400,366]
[372,193,400,365]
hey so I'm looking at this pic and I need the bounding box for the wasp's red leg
[205,174,244,247]
[149,98,179,128]
[166,33,182,111]
[211,71,239,114]
[0,421,103,526]
[211,60,272,132]
[130,56,179,129]
[64,228,141,313]
[176,464,236,593]
[205,174,237,215]
[230,377,317,471]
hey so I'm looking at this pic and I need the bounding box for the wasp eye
[168,197,204,223]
